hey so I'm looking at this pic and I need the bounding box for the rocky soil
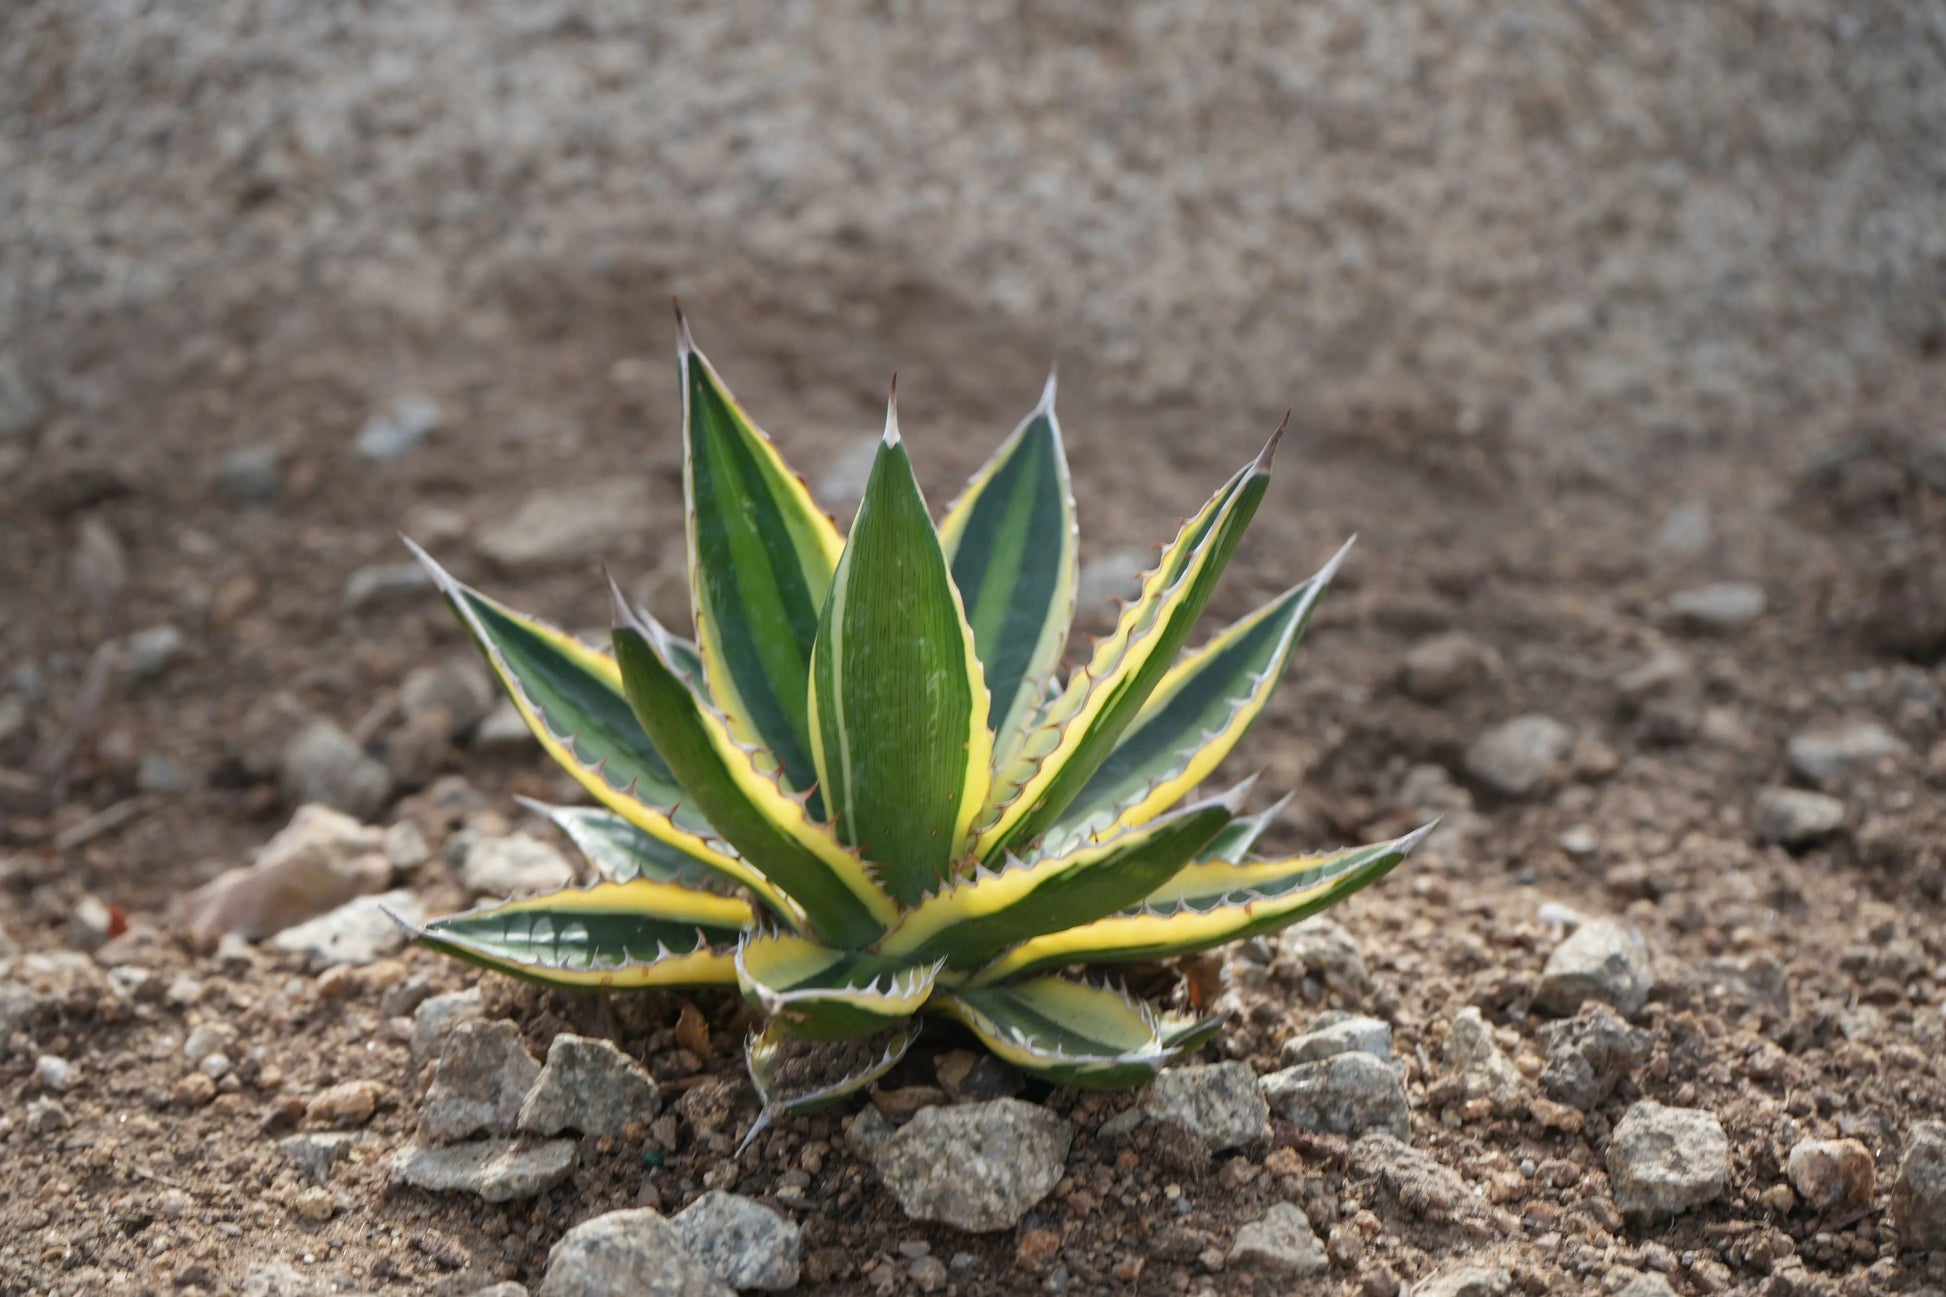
[4,3,1946,1296]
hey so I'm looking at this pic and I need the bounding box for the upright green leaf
[611,587,897,947]
[939,374,1078,762]
[404,541,800,924]
[681,317,844,812]
[876,783,1247,970]
[808,393,993,905]
[1042,542,1348,850]
[975,422,1284,862]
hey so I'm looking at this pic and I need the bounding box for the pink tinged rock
[1786,1138,1874,1212]
[186,804,391,940]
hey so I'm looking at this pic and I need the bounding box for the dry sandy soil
[3,4,1945,1296]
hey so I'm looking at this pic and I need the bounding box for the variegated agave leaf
[402,312,1428,1131]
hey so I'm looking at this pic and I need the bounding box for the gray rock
[215,444,283,502]
[279,1131,360,1184]
[519,1034,661,1138]
[473,701,533,752]
[1137,1061,1269,1151]
[392,1137,576,1203]
[1537,1005,1652,1110]
[1402,632,1495,702]
[1411,1266,1511,1296]
[281,719,393,821]
[36,1054,76,1092]
[0,356,45,440]
[343,562,434,613]
[1787,721,1905,787]
[1075,546,1153,611]
[1892,1121,1946,1250]
[1535,918,1653,1018]
[423,1020,542,1142]
[1261,1051,1411,1142]
[540,1208,730,1297]
[1278,917,1369,991]
[476,477,656,571]
[1753,786,1846,847]
[1463,714,1574,798]
[470,1285,530,1297]
[183,1022,237,1064]
[137,753,195,794]
[1650,501,1712,560]
[870,1098,1074,1232]
[1611,1272,1677,1297]
[70,516,128,604]
[1445,1007,1524,1111]
[1606,1100,1730,1217]
[1354,1133,1475,1224]
[355,395,441,461]
[1786,1138,1874,1212]
[463,834,574,898]
[123,624,186,683]
[1283,1013,1392,1065]
[671,1190,802,1290]
[813,433,882,512]
[1664,582,1766,633]
[1226,1201,1326,1278]
[412,989,485,1064]
[268,890,423,969]
[400,660,497,737]
[188,803,392,941]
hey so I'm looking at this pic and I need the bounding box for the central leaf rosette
[398,312,1431,1129]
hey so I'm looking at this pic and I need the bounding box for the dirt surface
[4,5,1946,1297]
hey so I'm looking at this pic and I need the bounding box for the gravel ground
[3,4,1945,1295]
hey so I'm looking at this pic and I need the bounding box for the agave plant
[397,312,1430,1137]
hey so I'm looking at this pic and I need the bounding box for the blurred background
[4,5,1946,1293]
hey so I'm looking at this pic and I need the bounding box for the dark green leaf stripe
[1202,792,1290,863]
[942,385,1077,753]
[809,420,989,906]
[612,597,894,947]
[941,978,1173,1087]
[735,933,937,1041]
[881,790,1240,969]
[417,888,743,989]
[683,340,841,815]
[1047,571,1328,845]
[405,542,713,836]
[522,801,735,891]
[981,450,1272,861]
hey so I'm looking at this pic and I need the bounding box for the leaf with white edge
[681,316,844,813]
[936,977,1182,1088]
[743,1020,921,1147]
[877,782,1249,970]
[404,542,796,913]
[1201,792,1290,865]
[939,373,1078,765]
[974,422,1282,862]
[807,389,992,904]
[611,588,897,947]
[1043,542,1349,849]
[967,822,1435,984]
[734,930,941,1041]
[402,880,746,989]
[517,799,733,892]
